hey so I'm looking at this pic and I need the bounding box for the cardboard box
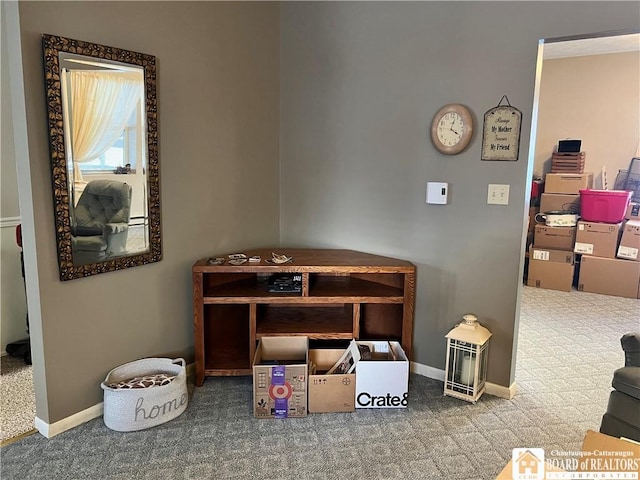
[308,347,356,413]
[579,429,640,472]
[496,430,640,479]
[528,206,539,234]
[578,255,640,299]
[626,202,640,220]
[526,232,534,252]
[574,220,624,258]
[253,336,308,418]
[527,246,575,292]
[617,220,640,261]
[533,225,576,250]
[539,193,581,215]
[355,341,409,409]
[544,172,593,194]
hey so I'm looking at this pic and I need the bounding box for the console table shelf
[193,248,416,386]
[257,305,354,339]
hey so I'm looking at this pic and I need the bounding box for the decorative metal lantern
[444,314,492,403]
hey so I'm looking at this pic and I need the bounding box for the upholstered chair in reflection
[71,179,132,265]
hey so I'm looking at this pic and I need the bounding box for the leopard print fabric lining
[108,373,176,389]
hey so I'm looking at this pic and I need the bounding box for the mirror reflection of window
[81,128,127,172]
[79,106,143,174]
[59,54,149,258]
[61,67,144,176]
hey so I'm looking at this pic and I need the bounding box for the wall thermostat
[426,182,449,204]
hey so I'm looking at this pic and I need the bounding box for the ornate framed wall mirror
[42,34,161,281]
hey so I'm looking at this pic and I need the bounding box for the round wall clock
[430,104,474,155]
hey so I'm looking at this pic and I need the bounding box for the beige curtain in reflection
[67,70,143,182]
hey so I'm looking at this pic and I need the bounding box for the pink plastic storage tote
[579,189,632,223]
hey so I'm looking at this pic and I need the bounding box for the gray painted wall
[15,1,280,423]
[10,1,639,426]
[279,2,640,387]
[1,21,20,220]
[1,13,28,353]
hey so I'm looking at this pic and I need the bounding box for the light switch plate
[487,184,510,205]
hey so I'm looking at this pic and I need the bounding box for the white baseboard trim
[485,381,516,400]
[410,361,445,381]
[31,362,513,439]
[33,361,197,439]
[35,402,103,439]
[410,361,515,399]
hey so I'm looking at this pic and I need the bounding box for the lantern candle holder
[444,314,492,403]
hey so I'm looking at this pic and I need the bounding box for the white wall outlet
[426,182,448,204]
[487,184,510,205]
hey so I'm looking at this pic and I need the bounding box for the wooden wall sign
[481,95,522,161]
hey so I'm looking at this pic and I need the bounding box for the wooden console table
[192,248,416,386]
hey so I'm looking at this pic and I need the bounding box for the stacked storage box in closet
[527,169,639,297]
[576,189,638,298]
[528,172,592,292]
[526,139,640,297]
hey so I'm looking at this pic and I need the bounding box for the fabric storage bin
[101,357,188,432]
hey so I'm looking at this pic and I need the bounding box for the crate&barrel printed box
[355,341,409,409]
[253,336,308,418]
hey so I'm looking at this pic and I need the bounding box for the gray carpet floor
[0,285,638,479]
[0,355,35,443]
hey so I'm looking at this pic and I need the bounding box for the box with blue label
[253,336,308,419]
[355,341,409,409]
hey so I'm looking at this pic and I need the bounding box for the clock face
[430,104,474,155]
[437,112,464,147]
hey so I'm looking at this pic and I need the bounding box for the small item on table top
[207,257,225,265]
[229,258,248,265]
[270,252,293,264]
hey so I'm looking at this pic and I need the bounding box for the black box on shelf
[267,273,302,293]
[558,139,582,153]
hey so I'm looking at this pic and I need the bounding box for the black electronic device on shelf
[267,273,302,293]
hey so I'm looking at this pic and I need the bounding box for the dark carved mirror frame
[42,34,161,281]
